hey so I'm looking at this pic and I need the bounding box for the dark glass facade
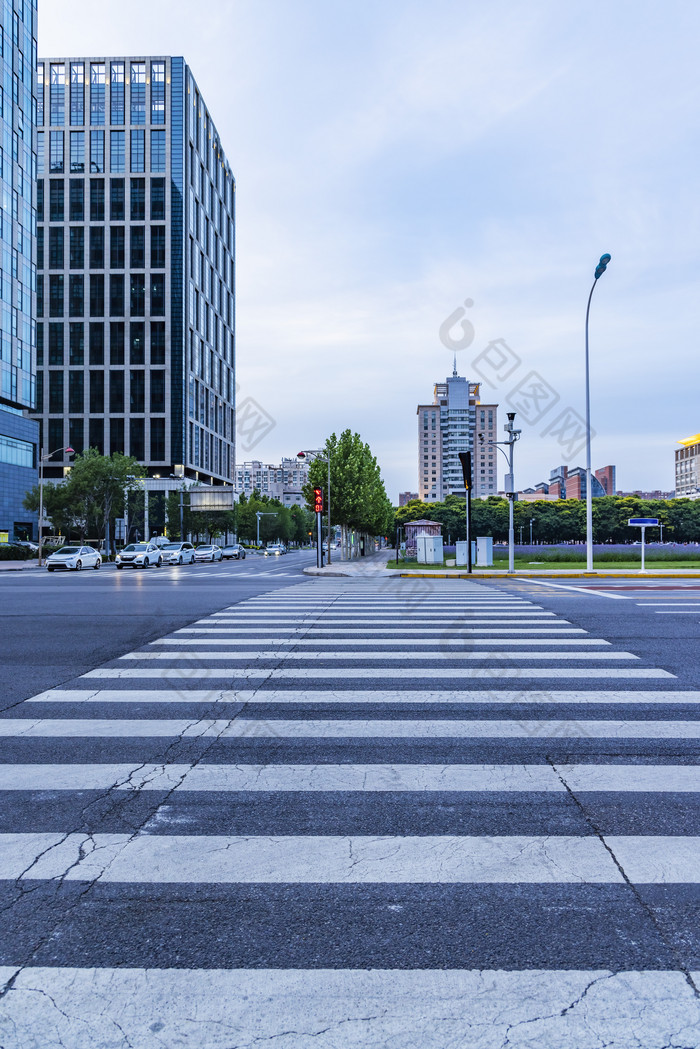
[32,55,236,483]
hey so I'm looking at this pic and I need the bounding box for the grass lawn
[387,558,700,571]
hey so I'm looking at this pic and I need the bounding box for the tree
[24,449,145,545]
[303,431,393,554]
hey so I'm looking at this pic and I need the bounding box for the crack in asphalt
[551,759,700,1000]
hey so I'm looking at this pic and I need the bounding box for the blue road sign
[628,518,659,527]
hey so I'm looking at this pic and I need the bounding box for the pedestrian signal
[313,487,324,513]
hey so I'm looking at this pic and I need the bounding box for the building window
[110,322,125,364]
[69,322,84,364]
[49,181,64,222]
[130,178,145,221]
[150,370,165,413]
[49,275,64,317]
[150,417,165,461]
[150,274,165,316]
[0,432,34,470]
[69,418,84,455]
[130,226,145,269]
[69,226,84,269]
[90,63,105,125]
[69,371,84,413]
[90,129,104,173]
[48,323,64,364]
[68,274,83,316]
[69,179,84,222]
[110,130,124,173]
[110,417,125,456]
[151,321,165,364]
[130,369,145,412]
[130,418,144,460]
[130,62,146,124]
[151,61,165,124]
[90,371,104,413]
[37,63,44,126]
[130,322,145,363]
[109,370,124,413]
[70,130,84,172]
[49,131,64,173]
[110,274,124,316]
[151,178,165,220]
[90,179,105,221]
[110,62,125,124]
[49,63,65,126]
[150,128,165,173]
[110,226,125,269]
[70,63,84,126]
[88,418,104,454]
[48,228,63,269]
[49,371,63,413]
[89,322,104,364]
[37,131,45,175]
[89,274,104,317]
[89,227,104,269]
[130,129,145,172]
[110,178,125,220]
[150,225,165,268]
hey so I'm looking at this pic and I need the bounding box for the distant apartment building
[235,458,309,507]
[417,364,497,501]
[532,463,612,500]
[0,1,39,541]
[398,491,419,506]
[675,433,700,499]
[32,56,235,486]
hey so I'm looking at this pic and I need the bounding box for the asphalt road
[1,570,700,1047]
[0,550,317,711]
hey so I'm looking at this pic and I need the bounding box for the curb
[303,568,351,577]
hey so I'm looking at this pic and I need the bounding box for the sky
[40,0,700,500]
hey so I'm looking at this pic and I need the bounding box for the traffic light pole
[458,451,472,574]
[316,511,323,568]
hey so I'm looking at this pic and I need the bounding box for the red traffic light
[313,487,324,513]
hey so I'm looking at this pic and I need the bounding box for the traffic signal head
[457,451,472,490]
[313,487,324,513]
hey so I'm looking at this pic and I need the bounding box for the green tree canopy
[303,430,393,536]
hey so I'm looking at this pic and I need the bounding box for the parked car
[115,542,163,569]
[222,544,246,560]
[46,545,102,572]
[264,544,286,556]
[160,541,196,565]
[194,544,223,562]
[12,538,39,553]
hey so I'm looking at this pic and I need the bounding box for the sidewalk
[303,549,394,577]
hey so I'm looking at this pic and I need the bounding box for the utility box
[455,541,468,566]
[476,536,493,566]
[416,535,444,564]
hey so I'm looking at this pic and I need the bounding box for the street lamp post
[256,511,277,547]
[37,445,74,567]
[530,517,535,545]
[298,450,332,564]
[584,253,612,572]
[479,411,521,573]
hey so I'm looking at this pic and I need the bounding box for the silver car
[160,541,196,565]
[194,544,223,562]
[46,545,102,572]
[115,542,163,569]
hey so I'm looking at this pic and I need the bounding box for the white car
[194,544,223,562]
[115,542,163,569]
[160,541,196,565]
[46,545,102,572]
[264,544,285,556]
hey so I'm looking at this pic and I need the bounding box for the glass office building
[33,56,236,483]
[0,0,39,540]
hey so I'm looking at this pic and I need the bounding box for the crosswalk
[1,578,700,1047]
